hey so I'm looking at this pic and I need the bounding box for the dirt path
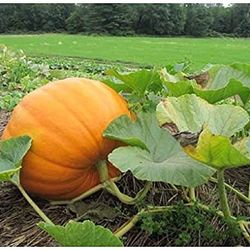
[0,110,11,136]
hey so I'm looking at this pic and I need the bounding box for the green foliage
[65,5,88,34]
[104,112,215,187]
[0,47,123,111]
[161,63,250,104]
[104,68,165,112]
[139,202,242,246]
[156,94,249,136]
[38,220,123,246]
[0,91,24,111]
[185,128,250,170]
[0,4,73,33]
[231,4,250,37]
[0,46,52,110]
[105,68,163,96]
[0,136,32,183]
[85,4,135,36]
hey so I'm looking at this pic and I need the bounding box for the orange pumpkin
[2,78,131,200]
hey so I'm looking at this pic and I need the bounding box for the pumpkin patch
[0,47,250,247]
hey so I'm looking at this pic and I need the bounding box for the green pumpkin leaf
[204,63,250,89]
[184,128,250,170]
[193,79,250,104]
[105,69,163,96]
[104,115,148,151]
[160,68,184,83]
[102,78,131,93]
[165,80,195,97]
[156,94,249,137]
[104,112,215,188]
[38,220,123,247]
[0,136,32,183]
[162,63,250,104]
[0,136,32,166]
[0,163,21,182]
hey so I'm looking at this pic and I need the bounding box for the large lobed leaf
[185,128,250,170]
[104,68,163,96]
[234,137,250,159]
[104,112,215,188]
[156,94,249,137]
[38,220,123,246]
[0,136,32,182]
[164,80,195,97]
[162,63,250,104]
[193,79,250,104]
[205,63,250,89]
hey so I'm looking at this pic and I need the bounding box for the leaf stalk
[217,170,231,219]
[210,177,250,204]
[16,182,54,225]
[97,160,152,205]
[189,187,196,202]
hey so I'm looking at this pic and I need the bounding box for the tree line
[0,3,249,37]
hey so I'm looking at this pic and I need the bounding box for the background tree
[66,4,86,33]
[184,4,213,37]
[209,4,231,34]
[231,4,250,37]
[135,5,168,35]
[0,3,249,37]
[85,4,134,35]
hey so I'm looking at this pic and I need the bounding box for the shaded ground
[0,110,249,246]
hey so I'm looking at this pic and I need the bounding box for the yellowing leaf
[234,137,250,158]
[184,128,250,170]
[156,94,249,137]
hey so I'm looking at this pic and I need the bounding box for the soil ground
[0,110,249,246]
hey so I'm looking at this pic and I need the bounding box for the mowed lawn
[0,34,249,69]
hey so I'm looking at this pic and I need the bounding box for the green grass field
[0,34,250,70]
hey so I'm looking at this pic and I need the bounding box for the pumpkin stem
[105,180,152,205]
[50,177,122,205]
[96,160,109,182]
[217,170,231,219]
[189,187,196,202]
[238,220,250,244]
[217,170,250,244]
[210,177,250,204]
[114,211,143,238]
[96,159,152,205]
